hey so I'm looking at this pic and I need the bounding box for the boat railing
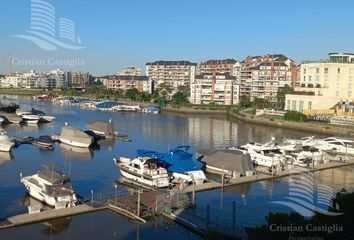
[92,189,131,202]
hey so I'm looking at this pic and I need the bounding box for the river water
[0,95,353,240]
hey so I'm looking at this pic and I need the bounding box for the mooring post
[115,184,118,201]
[206,205,210,230]
[192,180,196,208]
[137,188,141,217]
[232,201,236,229]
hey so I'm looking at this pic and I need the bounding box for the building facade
[197,59,241,77]
[239,54,297,102]
[146,61,197,89]
[285,53,354,113]
[70,72,92,88]
[190,74,239,105]
[117,66,141,76]
[106,75,152,93]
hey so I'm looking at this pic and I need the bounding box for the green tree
[171,91,189,106]
[252,97,270,109]
[124,88,139,101]
[239,95,251,108]
[277,85,294,109]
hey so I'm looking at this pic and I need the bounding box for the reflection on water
[60,143,94,161]
[0,152,14,166]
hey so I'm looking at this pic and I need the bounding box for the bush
[284,111,308,122]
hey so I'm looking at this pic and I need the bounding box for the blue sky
[1,0,354,76]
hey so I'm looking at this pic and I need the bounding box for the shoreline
[162,106,354,137]
[1,91,352,137]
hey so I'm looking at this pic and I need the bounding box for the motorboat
[113,156,169,188]
[137,146,207,185]
[315,137,354,155]
[247,148,285,168]
[32,135,54,149]
[21,114,41,124]
[20,166,78,209]
[86,119,115,138]
[0,129,15,152]
[0,113,23,124]
[58,123,94,148]
[30,108,56,123]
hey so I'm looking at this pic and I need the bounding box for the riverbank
[162,106,353,137]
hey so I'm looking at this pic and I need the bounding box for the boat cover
[38,168,70,185]
[86,120,115,137]
[38,135,53,143]
[137,146,203,173]
[196,149,254,175]
[60,126,93,144]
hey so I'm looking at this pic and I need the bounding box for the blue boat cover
[137,146,203,173]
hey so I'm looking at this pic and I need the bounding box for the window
[336,91,339,97]
[309,76,312,81]
[349,91,352,97]
[303,68,306,74]
[287,100,290,110]
[316,68,319,74]
[308,101,312,110]
[337,68,341,74]
[292,100,297,111]
[299,101,304,112]
[324,68,328,74]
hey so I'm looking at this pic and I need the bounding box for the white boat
[0,130,15,152]
[58,123,94,148]
[21,114,40,124]
[315,137,354,155]
[247,148,284,168]
[20,167,78,209]
[40,115,56,123]
[114,157,170,188]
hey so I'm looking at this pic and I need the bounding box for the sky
[1,0,354,76]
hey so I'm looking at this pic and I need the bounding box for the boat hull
[117,165,169,188]
[21,178,76,208]
[59,138,92,148]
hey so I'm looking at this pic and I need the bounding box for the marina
[0,95,353,239]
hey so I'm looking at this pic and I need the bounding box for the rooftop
[146,60,197,66]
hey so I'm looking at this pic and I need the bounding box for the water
[1,95,353,239]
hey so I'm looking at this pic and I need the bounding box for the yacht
[247,148,285,168]
[58,123,94,148]
[113,157,169,188]
[20,166,78,209]
[315,137,354,155]
[0,129,15,152]
[137,146,207,185]
[32,135,54,149]
[21,114,41,124]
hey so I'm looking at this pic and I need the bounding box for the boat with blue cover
[137,146,207,185]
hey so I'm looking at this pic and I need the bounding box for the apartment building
[106,75,152,93]
[190,73,239,105]
[197,59,241,77]
[146,61,197,89]
[71,72,93,88]
[240,54,297,102]
[0,70,66,89]
[285,53,354,112]
[117,66,141,76]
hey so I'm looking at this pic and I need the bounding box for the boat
[0,129,15,152]
[315,137,354,155]
[0,116,4,124]
[21,114,41,124]
[146,105,160,114]
[113,156,169,188]
[246,148,285,168]
[32,135,54,149]
[196,149,255,177]
[20,166,78,209]
[58,123,94,148]
[86,119,115,138]
[0,113,23,124]
[137,146,207,185]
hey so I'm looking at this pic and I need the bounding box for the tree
[277,85,294,110]
[239,95,251,108]
[124,88,139,101]
[252,97,270,109]
[171,91,189,106]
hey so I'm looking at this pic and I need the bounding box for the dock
[1,204,106,229]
